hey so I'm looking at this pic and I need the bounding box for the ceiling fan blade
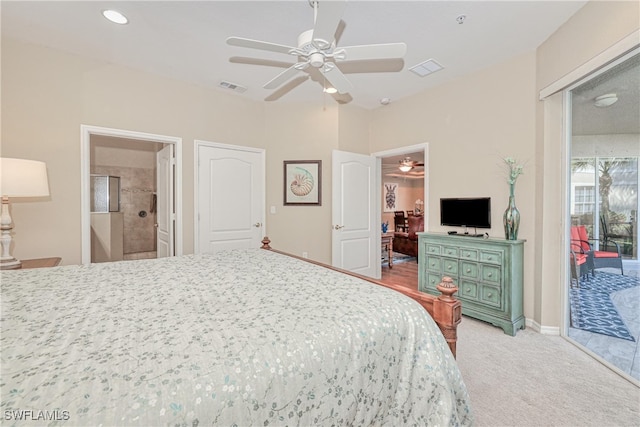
[311,0,346,49]
[338,42,407,61]
[338,58,405,74]
[230,57,295,69]
[227,37,295,55]
[263,64,306,90]
[331,91,352,104]
[265,76,310,101]
[321,64,353,94]
[334,19,346,46]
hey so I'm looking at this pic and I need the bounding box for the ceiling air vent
[409,59,443,77]
[219,80,247,93]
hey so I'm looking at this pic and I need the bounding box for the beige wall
[263,102,339,262]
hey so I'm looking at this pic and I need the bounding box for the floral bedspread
[1,249,472,426]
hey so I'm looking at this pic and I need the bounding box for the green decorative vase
[503,185,520,240]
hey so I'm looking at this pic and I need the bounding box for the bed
[1,241,473,426]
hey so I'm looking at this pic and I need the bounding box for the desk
[381,232,394,268]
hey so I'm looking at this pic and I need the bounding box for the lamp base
[0,258,22,270]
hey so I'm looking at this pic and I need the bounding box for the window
[573,185,595,215]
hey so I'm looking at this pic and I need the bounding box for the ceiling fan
[397,157,424,172]
[226,0,407,102]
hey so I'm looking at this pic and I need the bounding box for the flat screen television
[440,197,491,229]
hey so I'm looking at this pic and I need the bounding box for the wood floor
[380,259,419,292]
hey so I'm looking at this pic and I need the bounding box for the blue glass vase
[503,184,520,240]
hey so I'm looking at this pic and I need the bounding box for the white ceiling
[2,0,588,110]
[571,53,640,135]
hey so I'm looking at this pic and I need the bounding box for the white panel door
[156,144,174,258]
[332,150,379,278]
[197,143,264,253]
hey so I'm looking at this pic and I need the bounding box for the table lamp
[0,158,50,269]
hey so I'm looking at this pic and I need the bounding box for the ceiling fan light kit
[226,0,407,102]
[398,157,424,172]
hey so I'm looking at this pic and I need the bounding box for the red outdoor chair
[571,225,624,277]
[570,226,594,285]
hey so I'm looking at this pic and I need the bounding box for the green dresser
[418,232,525,335]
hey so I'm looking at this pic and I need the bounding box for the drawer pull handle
[488,273,493,277]
[487,257,493,260]
[466,254,470,257]
[431,263,435,267]
[447,265,452,270]
[466,269,471,273]
[487,293,492,297]
[465,289,471,293]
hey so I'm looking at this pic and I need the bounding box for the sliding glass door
[566,51,639,382]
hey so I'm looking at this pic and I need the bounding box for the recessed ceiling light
[102,9,128,25]
[594,93,618,108]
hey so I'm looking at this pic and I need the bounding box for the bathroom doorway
[90,136,165,262]
[80,125,182,265]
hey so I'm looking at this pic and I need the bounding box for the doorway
[566,51,639,383]
[80,125,182,264]
[373,143,428,288]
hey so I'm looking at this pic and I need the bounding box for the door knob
[254,222,262,228]
[334,225,344,230]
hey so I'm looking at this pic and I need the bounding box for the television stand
[419,232,525,336]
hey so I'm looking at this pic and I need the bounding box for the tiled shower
[92,164,157,260]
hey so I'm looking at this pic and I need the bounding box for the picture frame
[384,182,398,212]
[284,160,322,206]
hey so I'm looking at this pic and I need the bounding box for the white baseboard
[526,318,560,335]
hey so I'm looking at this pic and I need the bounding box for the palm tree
[571,157,635,253]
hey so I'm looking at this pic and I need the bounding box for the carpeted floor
[569,271,640,341]
[457,316,640,426]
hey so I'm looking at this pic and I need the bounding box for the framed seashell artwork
[284,160,322,206]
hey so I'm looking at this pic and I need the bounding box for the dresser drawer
[426,272,443,290]
[460,248,479,261]
[426,244,442,255]
[459,280,478,300]
[481,264,501,285]
[442,258,458,275]
[480,250,502,265]
[460,261,480,280]
[480,285,502,308]
[442,246,459,257]
[425,255,442,272]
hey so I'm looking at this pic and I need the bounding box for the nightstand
[19,257,62,269]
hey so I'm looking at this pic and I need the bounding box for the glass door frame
[562,48,639,382]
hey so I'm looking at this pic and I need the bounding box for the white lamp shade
[0,158,50,197]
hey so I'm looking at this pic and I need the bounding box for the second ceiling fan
[226,0,407,102]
